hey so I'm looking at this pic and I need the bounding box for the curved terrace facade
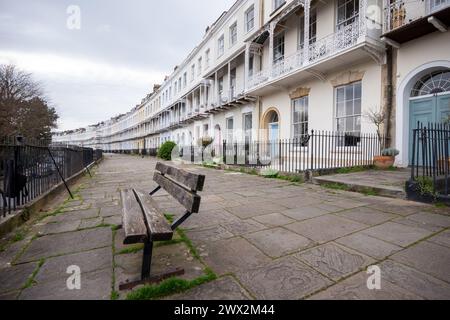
[53,0,450,167]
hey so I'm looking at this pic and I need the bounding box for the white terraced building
[53,0,450,168]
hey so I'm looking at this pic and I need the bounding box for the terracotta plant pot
[373,156,395,169]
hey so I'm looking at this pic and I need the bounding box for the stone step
[313,175,407,199]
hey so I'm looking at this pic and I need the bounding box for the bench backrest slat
[120,189,148,244]
[133,189,173,241]
[155,162,205,191]
[153,172,201,213]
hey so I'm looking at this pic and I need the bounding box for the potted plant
[365,108,400,169]
[374,148,400,169]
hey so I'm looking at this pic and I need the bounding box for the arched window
[411,70,450,97]
[268,111,279,123]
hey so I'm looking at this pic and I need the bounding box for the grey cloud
[0,0,236,130]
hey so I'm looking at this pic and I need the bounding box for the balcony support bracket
[306,69,327,82]
[380,36,400,49]
[362,46,385,66]
[428,16,448,33]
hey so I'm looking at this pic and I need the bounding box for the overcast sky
[0,0,236,131]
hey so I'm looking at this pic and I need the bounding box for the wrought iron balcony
[247,18,372,91]
[383,0,450,43]
[384,0,450,33]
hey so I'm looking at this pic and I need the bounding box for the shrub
[260,168,279,178]
[381,148,400,157]
[157,141,176,160]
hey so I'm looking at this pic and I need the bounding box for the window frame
[291,96,309,144]
[226,117,234,142]
[273,31,285,64]
[205,49,210,68]
[336,0,360,30]
[245,5,255,33]
[198,57,202,76]
[191,64,195,82]
[183,72,187,87]
[334,81,362,136]
[229,22,238,47]
[298,8,317,50]
[243,112,253,143]
[217,35,225,57]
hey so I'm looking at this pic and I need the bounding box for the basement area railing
[0,137,103,219]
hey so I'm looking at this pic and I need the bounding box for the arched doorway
[408,70,450,162]
[396,61,450,166]
[262,109,280,141]
[262,109,280,158]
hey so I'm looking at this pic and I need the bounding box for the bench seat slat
[153,172,201,213]
[156,162,205,191]
[120,189,147,245]
[133,189,173,241]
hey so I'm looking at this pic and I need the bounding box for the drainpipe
[384,45,394,148]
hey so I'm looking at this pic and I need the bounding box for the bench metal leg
[171,211,193,230]
[149,185,161,196]
[118,239,185,291]
[141,240,153,279]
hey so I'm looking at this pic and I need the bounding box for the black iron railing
[411,123,450,196]
[0,138,103,218]
[172,130,386,173]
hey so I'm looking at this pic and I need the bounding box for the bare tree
[365,108,387,150]
[0,64,58,139]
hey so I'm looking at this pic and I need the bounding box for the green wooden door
[409,93,450,164]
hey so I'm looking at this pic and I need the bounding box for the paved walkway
[0,154,449,300]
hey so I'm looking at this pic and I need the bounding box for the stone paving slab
[428,230,450,248]
[243,228,313,258]
[165,276,252,300]
[19,268,112,300]
[379,260,450,300]
[0,239,30,269]
[281,206,330,221]
[335,233,403,260]
[237,256,333,300]
[49,208,99,223]
[34,247,112,283]
[400,212,450,229]
[361,222,433,247]
[79,218,104,229]
[366,199,427,216]
[221,219,267,236]
[0,262,36,294]
[0,291,20,300]
[309,271,422,300]
[335,207,398,226]
[252,213,296,227]
[392,217,443,232]
[201,237,271,275]
[391,241,450,283]
[186,226,234,244]
[225,202,286,219]
[37,220,81,236]
[285,215,368,244]
[17,227,112,263]
[296,243,374,281]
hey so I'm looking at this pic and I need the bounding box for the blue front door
[409,93,450,164]
[269,123,279,158]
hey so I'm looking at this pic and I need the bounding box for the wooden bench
[119,162,205,290]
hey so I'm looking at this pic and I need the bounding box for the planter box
[374,156,395,169]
